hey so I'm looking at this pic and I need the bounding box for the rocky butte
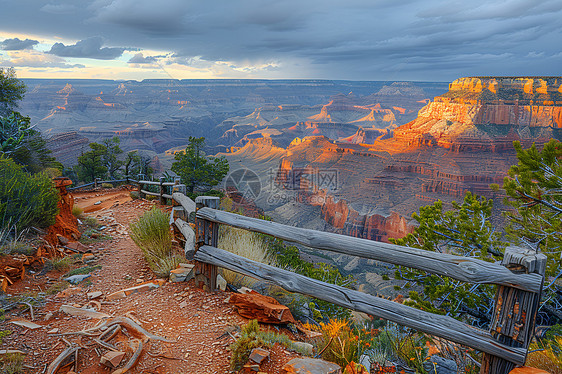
[394,77,562,151]
[224,77,562,242]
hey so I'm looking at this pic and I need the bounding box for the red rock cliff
[394,77,562,150]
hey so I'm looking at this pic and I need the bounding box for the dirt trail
[1,188,301,373]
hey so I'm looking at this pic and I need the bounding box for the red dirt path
[1,188,301,374]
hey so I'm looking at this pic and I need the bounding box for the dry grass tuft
[129,207,182,277]
[217,226,275,287]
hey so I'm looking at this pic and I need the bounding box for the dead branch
[111,339,143,374]
[46,346,79,374]
[105,316,173,343]
[94,338,120,351]
[100,325,121,342]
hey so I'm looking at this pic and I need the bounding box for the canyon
[221,77,562,242]
[22,77,562,245]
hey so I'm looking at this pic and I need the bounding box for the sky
[0,0,561,81]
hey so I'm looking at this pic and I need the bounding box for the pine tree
[0,68,26,116]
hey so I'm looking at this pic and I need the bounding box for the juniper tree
[501,139,562,278]
[171,136,229,194]
[390,192,506,325]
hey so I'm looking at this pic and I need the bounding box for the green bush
[72,206,83,217]
[229,320,270,371]
[0,240,34,256]
[48,256,73,272]
[129,207,181,277]
[0,352,24,374]
[0,156,59,232]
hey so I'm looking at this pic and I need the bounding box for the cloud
[94,0,191,34]
[48,37,126,60]
[1,50,85,68]
[1,38,39,50]
[0,0,561,80]
[128,53,157,64]
[40,3,77,14]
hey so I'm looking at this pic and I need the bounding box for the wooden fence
[67,177,184,207]
[169,193,546,374]
[67,177,138,191]
[136,178,185,205]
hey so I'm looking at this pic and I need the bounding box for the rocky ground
[0,188,303,374]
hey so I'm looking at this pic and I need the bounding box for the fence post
[94,178,99,189]
[138,180,145,199]
[480,246,547,373]
[194,196,220,292]
[159,177,165,205]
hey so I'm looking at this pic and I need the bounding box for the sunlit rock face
[395,77,562,151]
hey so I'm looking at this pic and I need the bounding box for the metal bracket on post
[480,246,547,373]
[194,196,220,292]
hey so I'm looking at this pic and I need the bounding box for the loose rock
[282,358,341,374]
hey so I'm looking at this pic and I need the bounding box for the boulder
[510,367,551,374]
[64,274,91,284]
[169,264,195,282]
[422,355,457,374]
[229,291,296,324]
[249,347,270,364]
[282,358,341,374]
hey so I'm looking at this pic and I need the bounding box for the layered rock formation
[46,132,90,165]
[394,77,562,151]
[21,79,446,165]
[216,82,442,149]
[223,77,562,243]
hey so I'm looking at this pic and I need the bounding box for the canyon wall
[394,77,562,150]
[234,77,562,243]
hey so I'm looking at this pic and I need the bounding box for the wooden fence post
[159,177,165,205]
[94,178,99,189]
[138,181,145,199]
[480,246,547,373]
[194,196,220,292]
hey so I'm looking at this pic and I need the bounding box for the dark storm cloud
[1,0,561,79]
[1,38,39,50]
[48,37,126,60]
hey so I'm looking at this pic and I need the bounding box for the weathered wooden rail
[137,178,185,205]
[68,176,184,206]
[67,176,139,191]
[170,193,546,373]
